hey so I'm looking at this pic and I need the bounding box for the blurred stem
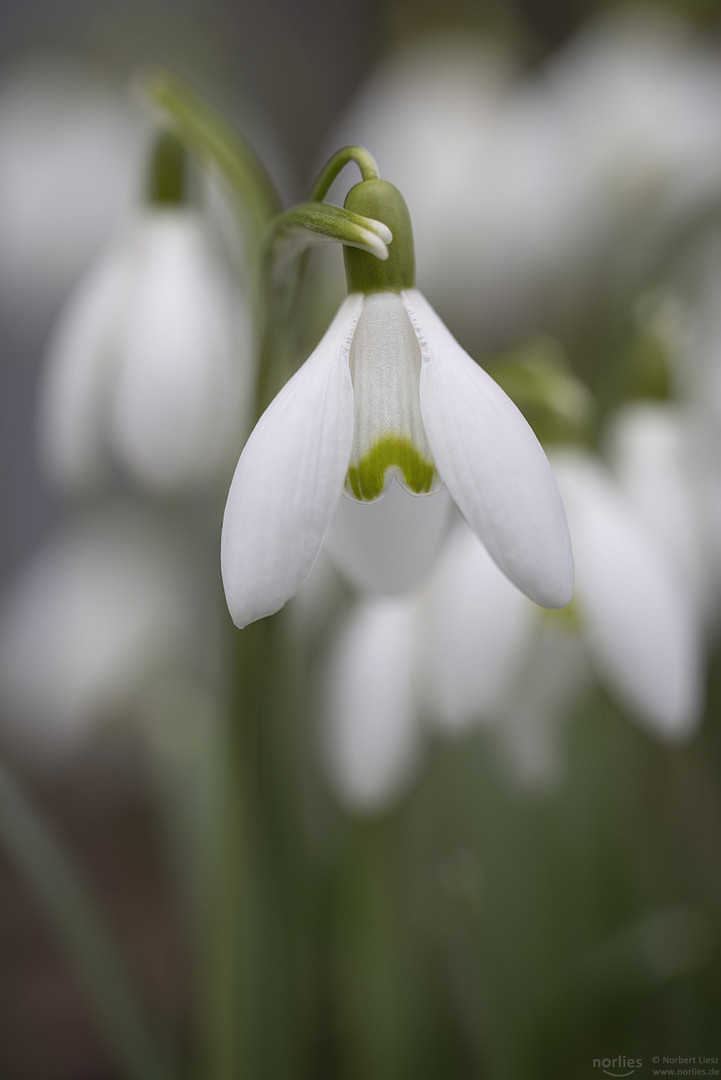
[196,690,246,1080]
[137,70,282,257]
[0,758,177,1080]
[333,820,414,1080]
[199,614,305,1080]
[308,146,380,202]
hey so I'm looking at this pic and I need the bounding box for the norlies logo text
[593,1056,643,1077]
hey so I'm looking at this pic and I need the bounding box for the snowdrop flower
[605,402,717,626]
[318,528,573,812]
[423,522,535,734]
[547,9,721,228]
[550,449,703,739]
[221,175,574,628]
[320,596,424,813]
[0,508,195,760]
[420,524,589,789]
[39,202,251,493]
[320,436,705,812]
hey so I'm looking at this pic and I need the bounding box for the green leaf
[0,757,177,1080]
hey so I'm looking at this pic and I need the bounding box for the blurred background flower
[38,201,252,493]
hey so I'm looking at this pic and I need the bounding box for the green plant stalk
[195,691,247,1080]
[0,757,177,1080]
[308,145,380,202]
[197,614,305,1080]
[138,70,282,254]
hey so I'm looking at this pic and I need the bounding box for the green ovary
[345,434,437,501]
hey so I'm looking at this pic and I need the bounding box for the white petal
[424,522,534,733]
[320,597,423,813]
[325,480,452,594]
[605,403,710,623]
[552,450,703,739]
[37,234,132,488]
[221,297,360,628]
[109,213,251,491]
[405,289,574,608]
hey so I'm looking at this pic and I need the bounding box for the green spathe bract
[344,179,415,294]
[346,433,436,501]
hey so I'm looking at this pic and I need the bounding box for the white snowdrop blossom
[0,509,194,760]
[549,448,703,739]
[320,433,706,812]
[221,177,574,628]
[318,524,576,812]
[39,209,251,492]
[604,402,718,626]
[320,597,424,813]
[327,16,721,343]
[547,9,721,226]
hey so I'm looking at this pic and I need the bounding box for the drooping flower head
[38,132,251,493]
[221,163,574,627]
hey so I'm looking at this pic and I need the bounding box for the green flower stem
[308,145,380,203]
[137,70,282,254]
[0,757,177,1080]
[235,616,303,1079]
[195,694,247,1080]
[331,820,416,1080]
[198,614,307,1080]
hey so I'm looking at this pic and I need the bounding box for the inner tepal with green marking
[342,178,440,503]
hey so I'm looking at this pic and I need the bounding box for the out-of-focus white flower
[422,524,535,734]
[319,442,704,812]
[38,209,251,492]
[605,402,717,626]
[425,444,704,752]
[551,449,703,739]
[548,10,721,226]
[320,597,424,813]
[0,508,197,760]
[328,15,721,342]
[0,57,147,310]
